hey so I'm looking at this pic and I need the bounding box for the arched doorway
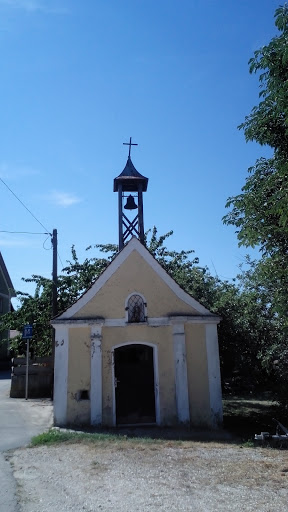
[114,344,156,425]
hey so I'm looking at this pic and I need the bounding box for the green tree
[236,257,288,405]
[0,243,116,357]
[146,229,278,390]
[223,5,288,323]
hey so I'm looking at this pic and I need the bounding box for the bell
[124,194,138,210]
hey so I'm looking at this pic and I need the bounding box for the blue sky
[0,0,280,300]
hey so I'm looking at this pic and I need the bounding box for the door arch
[112,342,159,426]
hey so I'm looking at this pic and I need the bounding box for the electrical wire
[1,178,73,274]
[57,251,64,268]
[0,230,56,255]
[43,235,53,250]
[0,177,51,234]
[0,230,50,235]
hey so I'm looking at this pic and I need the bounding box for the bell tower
[114,138,148,250]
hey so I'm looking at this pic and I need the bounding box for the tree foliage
[224,158,288,256]
[0,243,116,357]
[223,6,288,326]
[239,5,288,160]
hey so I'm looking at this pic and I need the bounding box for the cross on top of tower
[123,137,138,158]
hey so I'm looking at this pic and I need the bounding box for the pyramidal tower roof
[113,155,148,192]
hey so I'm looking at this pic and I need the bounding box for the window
[126,294,146,323]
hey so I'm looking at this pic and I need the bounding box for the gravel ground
[9,440,288,512]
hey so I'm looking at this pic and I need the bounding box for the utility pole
[51,229,57,395]
[52,229,58,319]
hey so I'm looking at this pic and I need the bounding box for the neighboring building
[0,252,16,366]
[52,141,223,429]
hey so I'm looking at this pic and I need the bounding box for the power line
[0,177,51,233]
[57,251,64,268]
[0,178,64,279]
[43,235,53,251]
[0,229,64,267]
[0,230,50,235]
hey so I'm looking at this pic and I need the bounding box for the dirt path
[9,440,288,511]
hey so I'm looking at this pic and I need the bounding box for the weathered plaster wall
[67,327,91,424]
[72,250,198,319]
[62,321,221,427]
[63,322,220,428]
[101,325,177,426]
[185,323,212,427]
[65,324,177,426]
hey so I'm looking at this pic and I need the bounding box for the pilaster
[54,325,69,426]
[173,323,190,423]
[90,324,103,425]
[205,323,223,427]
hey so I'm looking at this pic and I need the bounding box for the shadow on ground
[59,396,287,444]
[223,395,287,441]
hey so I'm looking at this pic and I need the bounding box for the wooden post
[118,185,123,250]
[138,184,144,244]
[52,229,58,319]
[51,229,58,398]
[25,338,29,400]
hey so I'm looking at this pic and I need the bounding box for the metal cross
[123,137,138,158]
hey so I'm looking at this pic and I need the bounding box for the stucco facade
[52,237,223,429]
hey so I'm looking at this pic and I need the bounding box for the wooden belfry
[114,138,148,250]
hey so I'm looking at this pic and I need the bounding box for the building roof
[113,156,148,192]
[0,252,16,297]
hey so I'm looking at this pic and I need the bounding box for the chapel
[52,140,223,428]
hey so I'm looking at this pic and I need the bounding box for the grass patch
[31,429,165,447]
[31,430,121,446]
